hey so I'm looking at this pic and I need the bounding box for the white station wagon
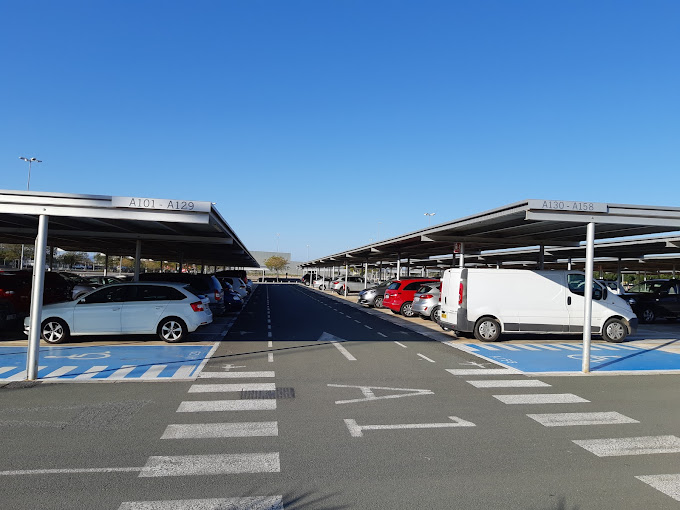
[24,282,213,343]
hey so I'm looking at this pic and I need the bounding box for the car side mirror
[602,287,608,300]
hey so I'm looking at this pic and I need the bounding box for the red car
[383,278,440,317]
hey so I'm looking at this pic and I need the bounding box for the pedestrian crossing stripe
[0,364,200,381]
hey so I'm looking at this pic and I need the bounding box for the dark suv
[0,271,72,320]
[139,273,226,316]
[622,279,680,323]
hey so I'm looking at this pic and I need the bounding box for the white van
[439,268,637,343]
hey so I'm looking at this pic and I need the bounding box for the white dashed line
[417,353,435,363]
[574,436,680,457]
[527,412,639,427]
[394,341,407,348]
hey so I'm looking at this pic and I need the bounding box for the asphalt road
[1,283,679,509]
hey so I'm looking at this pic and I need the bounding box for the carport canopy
[303,199,680,374]
[0,189,258,381]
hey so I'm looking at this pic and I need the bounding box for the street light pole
[18,157,42,269]
[424,212,436,226]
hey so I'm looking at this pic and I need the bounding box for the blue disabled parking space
[459,342,680,373]
[0,344,215,381]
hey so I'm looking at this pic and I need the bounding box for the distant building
[248,251,305,276]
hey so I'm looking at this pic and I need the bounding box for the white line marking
[512,344,541,351]
[417,353,435,363]
[172,365,196,379]
[447,368,521,376]
[364,325,373,329]
[394,341,407,348]
[0,467,142,476]
[473,344,501,351]
[531,344,561,351]
[72,365,109,380]
[41,366,78,378]
[609,344,640,350]
[267,340,273,347]
[106,365,137,379]
[574,436,680,457]
[6,367,47,381]
[378,332,387,337]
[493,393,590,404]
[527,412,639,427]
[331,341,356,361]
[139,453,281,477]
[592,344,621,351]
[329,384,433,404]
[195,343,219,377]
[555,343,581,351]
[177,400,276,413]
[188,383,276,393]
[267,325,272,330]
[198,371,275,379]
[495,344,521,351]
[268,352,274,363]
[467,379,550,388]
[267,332,272,338]
[344,416,475,437]
[161,422,278,439]
[0,367,17,375]
[636,474,680,502]
[118,496,284,510]
[139,365,167,380]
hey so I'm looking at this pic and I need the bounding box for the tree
[264,255,289,281]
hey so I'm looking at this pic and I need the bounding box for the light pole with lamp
[424,212,436,226]
[18,157,42,269]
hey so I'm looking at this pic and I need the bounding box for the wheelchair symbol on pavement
[567,354,620,363]
[45,350,112,360]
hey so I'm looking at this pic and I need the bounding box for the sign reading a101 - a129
[111,196,211,213]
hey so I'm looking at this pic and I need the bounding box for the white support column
[27,215,49,381]
[344,264,348,296]
[616,258,622,286]
[567,257,572,270]
[49,247,55,271]
[133,240,142,281]
[178,252,184,275]
[582,222,595,374]
[406,257,410,277]
[538,245,545,270]
[396,254,401,278]
[459,243,465,268]
[364,262,368,289]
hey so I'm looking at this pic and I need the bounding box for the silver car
[412,282,442,322]
[331,276,366,294]
[313,276,335,290]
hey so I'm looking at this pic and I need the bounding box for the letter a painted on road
[328,383,434,405]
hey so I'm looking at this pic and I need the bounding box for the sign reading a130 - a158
[111,196,212,213]
[528,199,608,213]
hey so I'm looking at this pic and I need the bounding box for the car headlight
[627,298,636,306]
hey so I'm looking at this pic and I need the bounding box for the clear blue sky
[2,1,678,262]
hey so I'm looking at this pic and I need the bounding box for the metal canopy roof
[303,199,680,267]
[0,190,258,267]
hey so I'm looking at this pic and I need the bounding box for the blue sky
[2,1,678,262]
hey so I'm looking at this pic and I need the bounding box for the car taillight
[458,282,464,305]
[420,294,433,300]
[190,301,205,312]
[214,290,222,301]
[0,289,15,297]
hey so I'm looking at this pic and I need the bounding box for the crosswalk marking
[527,412,639,427]
[74,365,109,379]
[530,344,561,351]
[495,344,521,351]
[493,393,589,404]
[188,383,276,393]
[0,367,17,375]
[473,345,501,351]
[198,371,275,379]
[512,345,541,351]
[177,400,276,413]
[447,368,521,376]
[41,366,78,378]
[118,496,284,510]
[554,344,581,351]
[573,436,680,457]
[172,365,196,379]
[161,422,278,439]
[591,344,621,351]
[6,367,47,381]
[636,474,680,502]
[140,365,167,379]
[138,453,281,477]
[107,365,137,379]
[467,379,550,388]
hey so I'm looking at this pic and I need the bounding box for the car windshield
[386,282,400,290]
[629,281,667,293]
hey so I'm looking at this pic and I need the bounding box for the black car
[622,279,680,323]
[215,278,243,313]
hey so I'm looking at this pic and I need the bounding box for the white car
[313,276,335,290]
[24,282,212,344]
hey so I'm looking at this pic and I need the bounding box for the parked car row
[347,270,680,343]
[6,268,253,343]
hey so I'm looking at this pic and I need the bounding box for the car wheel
[400,301,415,317]
[602,318,627,343]
[157,317,187,343]
[474,317,501,342]
[336,288,343,295]
[431,306,441,324]
[40,318,70,344]
[374,296,383,308]
[641,308,656,323]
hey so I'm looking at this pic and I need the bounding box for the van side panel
[516,271,569,333]
[465,270,521,332]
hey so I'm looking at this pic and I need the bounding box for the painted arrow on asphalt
[318,332,356,360]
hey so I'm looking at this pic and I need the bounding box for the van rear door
[440,269,462,328]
